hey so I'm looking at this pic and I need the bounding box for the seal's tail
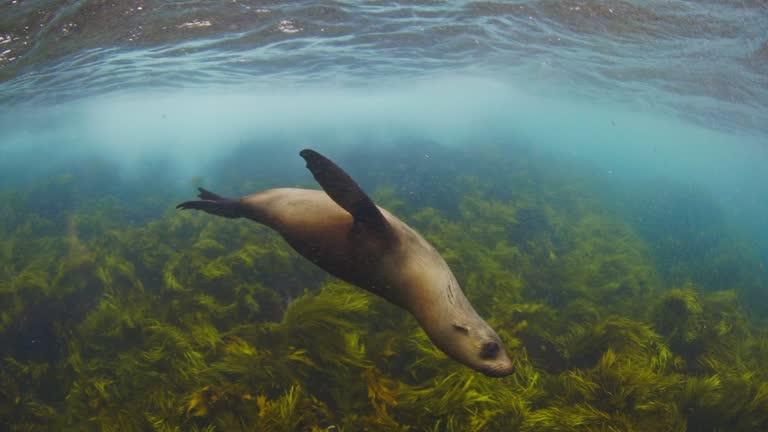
[177,187,243,219]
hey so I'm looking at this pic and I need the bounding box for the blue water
[2,2,767,258]
[2,1,767,263]
[2,2,768,429]
[0,2,767,287]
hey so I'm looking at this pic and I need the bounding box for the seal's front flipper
[177,187,243,219]
[299,149,388,233]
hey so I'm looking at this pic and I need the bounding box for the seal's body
[178,149,514,377]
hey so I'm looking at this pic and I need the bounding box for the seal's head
[441,321,515,378]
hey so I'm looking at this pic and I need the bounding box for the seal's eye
[480,341,499,359]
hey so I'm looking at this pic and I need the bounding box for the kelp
[1,146,767,432]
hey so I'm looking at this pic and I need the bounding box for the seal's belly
[262,190,411,309]
[279,226,405,307]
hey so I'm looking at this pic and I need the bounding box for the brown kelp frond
[364,367,400,408]
[185,382,255,419]
[351,367,409,432]
[254,385,331,432]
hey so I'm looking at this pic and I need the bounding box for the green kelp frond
[558,213,658,311]
[398,369,531,432]
[459,190,520,245]
[593,348,680,412]
[523,403,614,432]
[372,185,407,215]
[701,289,749,343]
[543,346,683,423]
[402,372,496,414]
[654,284,751,371]
[559,316,674,371]
[2,356,51,381]
[678,374,723,416]
[678,340,768,431]
[654,285,703,349]
[0,356,57,430]
[276,281,371,370]
[4,148,768,431]
[76,294,139,356]
[203,336,311,418]
[677,371,768,431]
[253,385,330,432]
[209,281,379,420]
[10,265,50,303]
[280,282,370,337]
[96,254,144,296]
[50,249,103,308]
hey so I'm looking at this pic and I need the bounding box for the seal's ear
[452,323,470,334]
[299,149,389,234]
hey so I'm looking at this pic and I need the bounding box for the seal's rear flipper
[299,149,388,233]
[177,187,243,219]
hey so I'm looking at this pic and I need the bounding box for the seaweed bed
[1,142,767,432]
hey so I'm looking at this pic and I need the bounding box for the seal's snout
[481,362,515,378]
[476,340,515,378]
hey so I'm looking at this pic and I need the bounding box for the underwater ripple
[0,0,767,133]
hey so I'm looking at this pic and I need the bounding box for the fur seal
[177,149,514,377]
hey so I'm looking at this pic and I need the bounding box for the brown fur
[233,187,515,377]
